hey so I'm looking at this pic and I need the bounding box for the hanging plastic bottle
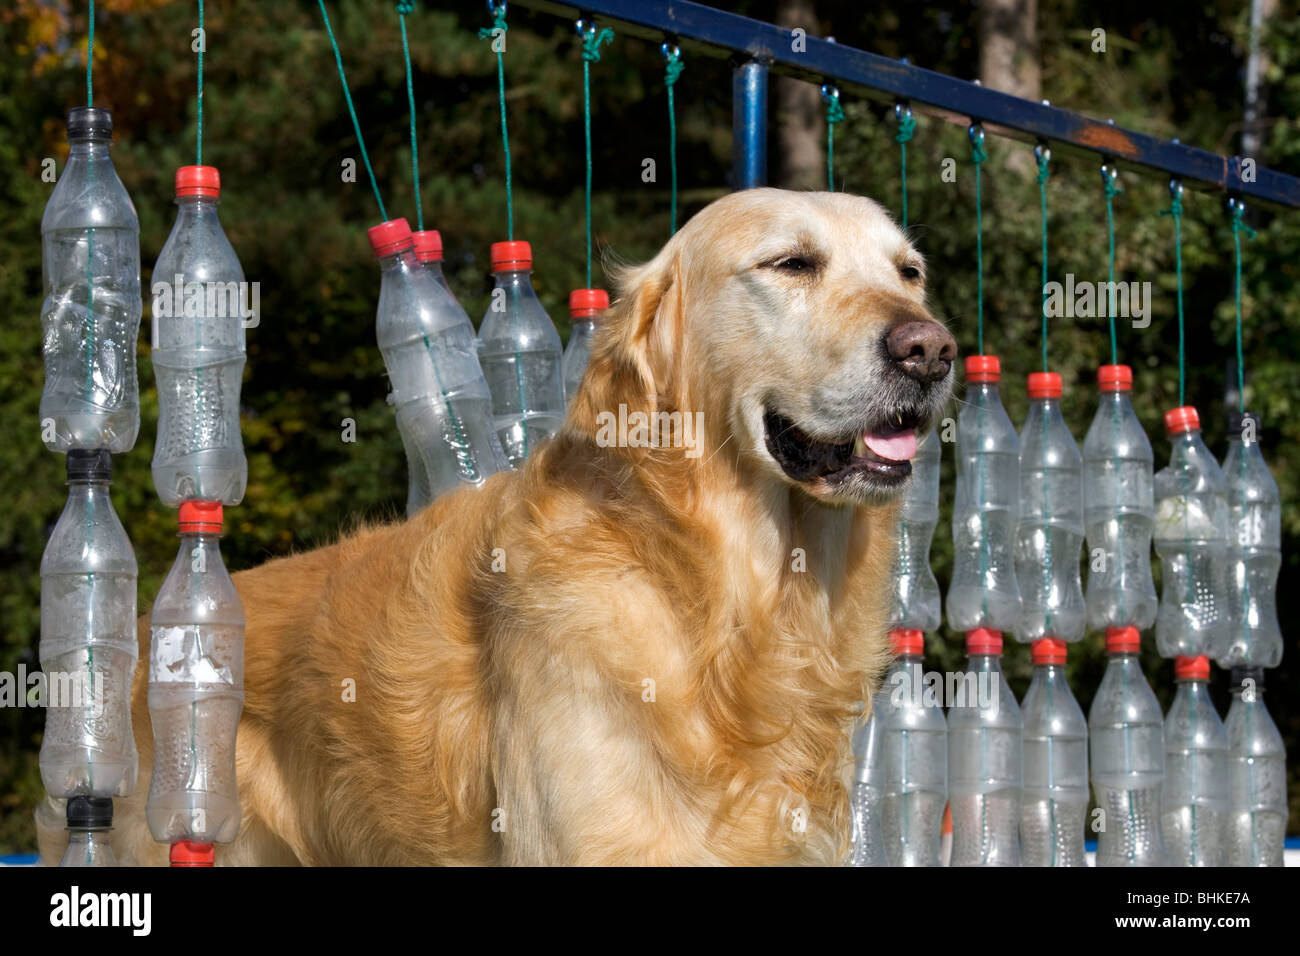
[947,356,1021,633]
[1088,627,1168,866]
[477,241,565,467]
[39,107,141,453]
[1015,372,1085,643]
[60,796,118,867]
[1224,667,1287,866]
[1153,406,1229,659]
[888,431,942,634]
[39,449,138,799]
[848,704,887,867]
[876,630,946,866]
[1162,655,1227,866]
[151,166,248,506]
[146,502,244,847]
[413,229,452,294]
[1219,411,1282,669]
[947,629,1022,867]
[1020,638,1088,866]
[370,219,506,514]
[1083,364,1157,633]
[562,288,608,407]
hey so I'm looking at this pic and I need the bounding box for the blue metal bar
[510,0,1300,209]
[732,58,768,189]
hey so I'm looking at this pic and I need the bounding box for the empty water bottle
[562,288,607,407]
[40,107,141,453]
[1083,364,1157,632]
[1089,627,1168,866]
[39,449,138,799]
[849,704,887,866]
[948,629,1022,866]
[1016,372,1085,643]
[1224,668,1287,866]
[370,219,505,514]
[151,166,248,506]
[888,432,942,633]
[477,241,565,466]
[876,630,946,866]
[948,356,1021,632]
[60,796,117,867]
[1163,655,1227,866]
[146,502,244,846]
[1154,406,1229,659]
[1020,638,1088,866]
[1219,411,1282,669]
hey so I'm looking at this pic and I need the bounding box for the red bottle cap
[1174,655,1211,680]
[412,229,443,263]
[1031,637,1068,665]
[1164,405,1200,435]
[889,629,924,656]
[178,500,223,533]
[569,288,609,318]
[176,165,220,199]
[965,628,1002,654]
[1098,364,1133,392]
[169,841,215,866]
[1027,371,1062,399]
[964,354,1000,384]
[1105,626,1141,653]
[368,218,414,257]
[491,240,532,272]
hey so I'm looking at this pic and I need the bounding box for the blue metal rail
[509,0,1300,209]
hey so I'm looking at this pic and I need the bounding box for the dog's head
[571,188,955,507]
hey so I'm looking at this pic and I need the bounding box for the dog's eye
[773,256,813,272]
[900,265,922,281]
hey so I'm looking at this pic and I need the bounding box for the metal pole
[732,58,768,189]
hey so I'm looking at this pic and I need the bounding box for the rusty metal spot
[1075,123,1138,158]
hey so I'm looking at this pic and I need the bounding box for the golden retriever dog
[37,187,955,865]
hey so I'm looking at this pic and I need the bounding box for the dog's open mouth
[763,407,924,487]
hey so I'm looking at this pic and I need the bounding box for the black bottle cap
[65,796,113,829]
[66,448,112,482]
[1227,409,1260,438]
[66,106,113,140]
[1229,666,1265,691]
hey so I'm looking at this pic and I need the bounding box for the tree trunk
[978,0,1040,176]
[773,0,824,190]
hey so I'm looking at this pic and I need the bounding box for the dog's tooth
[853,435,866,457]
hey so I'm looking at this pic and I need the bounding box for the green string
[1231,200,1256,413]
[316,0,387,220]
[822,86,843,192]
[1037,149,1050,372]
[895,106,916,228]
[971,129,988,355]
[479,5,512,240]
[663,45,683,235]
[398,1,422,231]
[1160,185,1186,406]
[85,0,96,401]
[196,0,203,166]
[580,24,614,289]
[1103,166,1120,365]
[87,0,94,105]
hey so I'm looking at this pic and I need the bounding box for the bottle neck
[421,259,446,280]
[66,478,110,498]
[494,268,534,289]
[174,195,221,216]
[967,652,1004,673]
[67,138,112,159]
[378,247,419,273]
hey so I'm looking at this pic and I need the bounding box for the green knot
[1231,201,1257,240]
[971,140,988,165]
[478,5,507,40]
[825,98,844,125]
[1103,168,1121,199]
[581,25,615,62]
[395,0,415,14]
[664,51,684,86]
[894,110,916,144]
[1036,152,1050,184]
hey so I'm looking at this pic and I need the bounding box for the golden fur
[37,188,953,865]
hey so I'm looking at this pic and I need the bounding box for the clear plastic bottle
[848,704,887,867]
[151,166,248,506]
[1224,668,1287,866]
[370,219,506,515]
[889,431,942,633]
[477,241,565,467]
[60,797,118,867]
[562,288,607,407]
[1088,627,1168,866]
[39,449,138,799]
[146,502,244,846]
[947,356,1021,632]
[1015,372,1085,643]
[947,629,1022,866]
[1219,411,1283,669]
[876,630,946,866]
[1083,365,1157,632]
[1162,655,1227,866]
[1020,638,1088,866]
[1153,406,1229,659]
[39,107,141,453]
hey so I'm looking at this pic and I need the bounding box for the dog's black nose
[886,321,957,383]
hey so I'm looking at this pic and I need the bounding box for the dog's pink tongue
[863,428,918,463]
